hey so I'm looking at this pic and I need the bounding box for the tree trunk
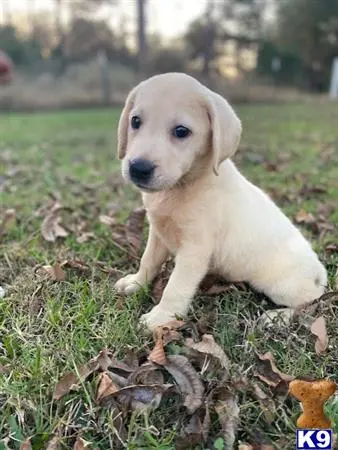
[202,0,215,80]
[55,0,66,75]
[137,0,147,78]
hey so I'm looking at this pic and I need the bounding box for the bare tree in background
[137,0,148,77]
[203,0,215,79]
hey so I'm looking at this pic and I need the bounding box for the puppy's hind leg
[261,265,327,309]
[115,225,169,295]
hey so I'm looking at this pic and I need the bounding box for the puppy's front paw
[114,273,145,295]
[140,305,180,331]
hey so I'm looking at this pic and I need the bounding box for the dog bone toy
[289,379,336,429]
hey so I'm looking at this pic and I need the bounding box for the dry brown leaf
[163,354,204,414]
[99,215,116,226]
[54,349,134,400]
[185,334,230,371]
[0,364,11,374]
[252,384,276,423]
[19,439,32,450]
[61,259,89,272]
[73,436,90,450]
[256,352,295,388]
[0,208,16,238]
[76,232,95,244]
[125,207,146,255]
[148,333,167,366]
[41,202,68,242]
[101,383,172,411]
[326,243,338,253]
[311,316,328,355]
[151,274,167,303]
[128,362,164,386]
[46,436,61,450]
[54,359,99,400]
[203,284,236,295]
[295,208,316,224]
[214,389,239,450]
[96,372,119,402]
[36,263,66,281]
[176,405,210,450]
[149,320,185,365]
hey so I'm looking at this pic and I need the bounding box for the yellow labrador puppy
[115,73,327,330]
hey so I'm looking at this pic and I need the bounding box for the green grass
[0,103,337,449]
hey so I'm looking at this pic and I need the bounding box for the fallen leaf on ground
[101,383,172,411]
[151,273,169,303]
[0,363,11,374]
[128,362,164,386]
[185,334,231,372]
[41,201,68,242]
[99,215,116,226]
[176,405,210,450]
[163,354,204,414]
[148,331,167,365]
[19,439,32,450]
[36,263,66,281]
[53,350,112,400]
[326,243,338,254]
[61,259,89,272]
[73,436,90,450]
[76,232,95,244]
[251,384,276,423]
[311,316,328,355]
[0,208,16,238]
[214,389,239,450]
[125,207,146,255]
[54,349,134,400]
[299,184,327,198]
[96,372,119,402]
[295,208,316,224]
[54,359,99,400]
[258,308,294,328]
[46,436,61,450]
[149,320,185,365]
[256,352,295,388]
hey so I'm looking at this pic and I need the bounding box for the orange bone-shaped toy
[289,379,336,429]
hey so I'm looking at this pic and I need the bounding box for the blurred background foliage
[0,0,338,109]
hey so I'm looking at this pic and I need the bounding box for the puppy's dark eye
[173,125,191,139]
[131,116,142,130]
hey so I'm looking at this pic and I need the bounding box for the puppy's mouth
[134,182,160,192]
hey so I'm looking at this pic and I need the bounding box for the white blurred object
[271,56,281,73]
[329,57,338,100]
[0,286,5,298]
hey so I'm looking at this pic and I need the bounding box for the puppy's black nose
[129,158,155,183]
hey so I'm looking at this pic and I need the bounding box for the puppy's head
[117,73,241,192]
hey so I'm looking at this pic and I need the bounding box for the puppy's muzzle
[129,158,155,185]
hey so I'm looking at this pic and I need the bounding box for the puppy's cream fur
[115,73,327,330]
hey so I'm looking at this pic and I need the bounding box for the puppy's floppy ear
[206,90,242,175]
[117,86,137,159]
